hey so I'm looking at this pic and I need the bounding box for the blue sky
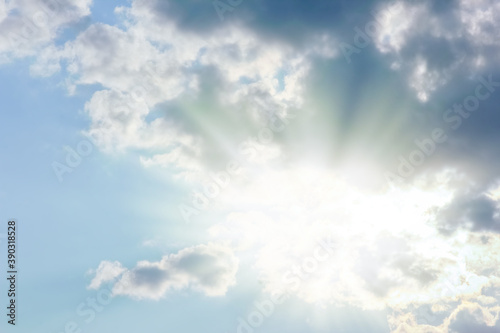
[1,0,500,332]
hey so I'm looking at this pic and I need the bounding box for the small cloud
[88,261,127,290]
[88,243,238,300]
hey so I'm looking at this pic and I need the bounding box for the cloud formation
[3,1,500,331]
[26,0,340,181]
[209,167,500,330]
[0,0,92,64]
[89,244,238,300]
[373,0,500,101]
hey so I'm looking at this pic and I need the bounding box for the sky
[1,0,500,332]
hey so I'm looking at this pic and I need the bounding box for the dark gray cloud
[138,0,389,49]
[436,188,500,233]
[131,266,169,288]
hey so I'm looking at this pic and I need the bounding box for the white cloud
[28,0,335,180]
[373,0,500,101]
[374,1,426,54]
[0,0,92,63]
[87,260,126,290]
[459,0,500,47]
[408,57,448,102]
[83,90,192,149]
[89,243,238,300]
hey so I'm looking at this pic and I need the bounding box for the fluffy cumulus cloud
[0,0,92,64]
[25,0,339,181]
[88,243,238,300]
[373,0,500,101]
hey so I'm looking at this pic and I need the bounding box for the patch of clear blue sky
[89,0,127,26]
[0,42,191,333]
